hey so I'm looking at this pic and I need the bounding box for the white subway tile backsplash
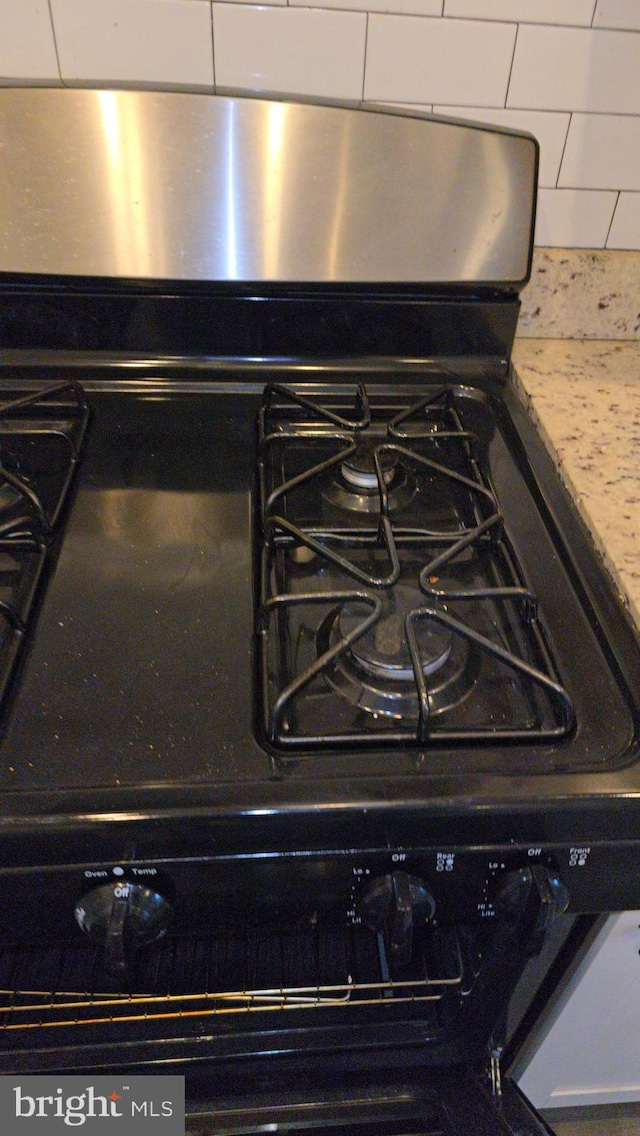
[607,193,640,248]
[593,1,640,31]
[535,188,617,247]
[364,16,515,106]
[292,0,442,12]
[0,0,59,83]
[51,0,214,88]
[443,1,595,25]
[559,115,640,191]
[508,26,640,114]
[212,5,366,101]
[433,107,570,188]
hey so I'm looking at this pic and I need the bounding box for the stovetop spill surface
[0,373,635,805]
[0,388,269,790]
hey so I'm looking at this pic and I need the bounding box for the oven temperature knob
[74,881,173,972]
[356,871,436,967]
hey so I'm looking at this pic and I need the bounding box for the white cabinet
[515,911,640,1109]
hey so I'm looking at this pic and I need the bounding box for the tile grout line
[554,110,573,188]
[47,0,65,88]
[503,20,519,109]
[543,185,619,193]
[210,0,216,91]
[361,12,369,105]
[604,190,621,248]
[499,107,640,118]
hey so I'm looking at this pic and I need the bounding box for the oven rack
[0,924,464,1034]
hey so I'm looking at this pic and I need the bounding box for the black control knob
[495,864,569,955]
[356,871,435,967]
[75,881,173,972]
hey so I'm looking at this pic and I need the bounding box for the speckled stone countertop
[512,338,640,630]
[519,250,640,341]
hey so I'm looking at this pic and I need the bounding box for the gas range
[0,88,639,1131]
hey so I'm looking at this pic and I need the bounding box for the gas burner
[322,442,414,514]
[342,443,397,491]
[0,383,89,542]
[259,382,577,748]
[318,586,478,720]
[343,585,452,680]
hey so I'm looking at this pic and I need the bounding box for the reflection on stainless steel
[0,89,536,283]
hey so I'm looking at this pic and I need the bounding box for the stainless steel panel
[0,89,536,285]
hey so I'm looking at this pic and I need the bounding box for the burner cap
[319,587,479,721]
[323,443,415,515]
[341,443,397,491]
[339,585,451,681]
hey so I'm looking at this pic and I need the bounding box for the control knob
[356,871,435,967]
[75,880,173,972]
[495,864,570,955]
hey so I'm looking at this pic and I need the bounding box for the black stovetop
[0,355,638,838]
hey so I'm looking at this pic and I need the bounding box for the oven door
[184,1067,559,1135]
[0,867,568,1136]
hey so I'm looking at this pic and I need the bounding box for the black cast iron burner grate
[256,382,575,755]
[0,380,89,713]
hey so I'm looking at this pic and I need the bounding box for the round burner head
[323,443,415,514]
[339,585,452,681]
[341,443,397,491]
[319,588,478,721]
